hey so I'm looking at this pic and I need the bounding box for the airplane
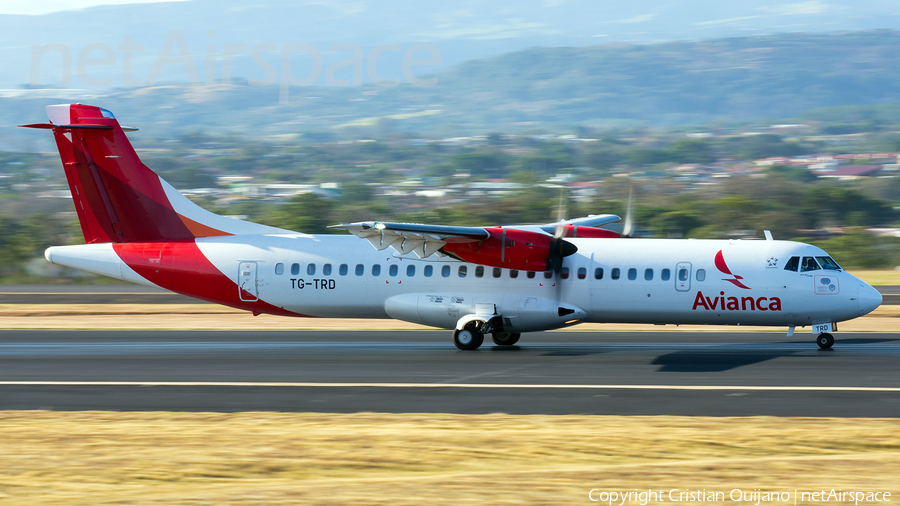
[21,104,883,350]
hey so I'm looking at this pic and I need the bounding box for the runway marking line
[1,381,899,392]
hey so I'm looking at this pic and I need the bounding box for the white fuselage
[46,235,880,332]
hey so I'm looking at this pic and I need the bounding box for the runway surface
[2,285,897,305]
[1,330,899,416]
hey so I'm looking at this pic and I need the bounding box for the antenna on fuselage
[764,230,774,241]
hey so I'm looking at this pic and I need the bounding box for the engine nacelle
[559,225,620,238]
[384,292,587,332]
[441,227,575,272]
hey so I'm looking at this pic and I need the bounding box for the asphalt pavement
[1,330,898,416]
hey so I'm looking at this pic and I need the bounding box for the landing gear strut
[452,321,484,350]
[816,333,834,349]
[491,332,521,346]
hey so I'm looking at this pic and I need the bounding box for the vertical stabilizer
[22,104,292,243]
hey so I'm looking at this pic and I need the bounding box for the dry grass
[850,269,900,286]
[0,412,897,505]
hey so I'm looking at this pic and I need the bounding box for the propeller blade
[622,187,635,238]
[554,189,567,239]
[547,237,578,273]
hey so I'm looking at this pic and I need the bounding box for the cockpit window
[816,256,841,270]
[784,256,799,272]
[99,108,116,119]
[800,257,821,272]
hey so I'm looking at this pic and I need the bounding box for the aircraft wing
[331,214,620,260]
[330,221,491,257]
[532,214,621,234]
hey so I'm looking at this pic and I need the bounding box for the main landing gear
[491,332,521,346]
[452,321,484,350]
[451,320,522,350]
[816,333,835,349]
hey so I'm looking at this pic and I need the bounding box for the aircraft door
[238,261,259,302]
[675,262,692,292]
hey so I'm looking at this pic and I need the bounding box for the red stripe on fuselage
[112,240,303,317]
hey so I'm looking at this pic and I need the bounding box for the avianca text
[692,290,782,311]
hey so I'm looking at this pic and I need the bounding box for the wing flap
[332,221,488,257]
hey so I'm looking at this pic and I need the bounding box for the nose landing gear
[816,333,834,349]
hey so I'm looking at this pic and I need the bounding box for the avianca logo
[692,290,782,311]
[715,250,751,289]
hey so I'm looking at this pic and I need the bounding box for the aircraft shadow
[652,350,800,372]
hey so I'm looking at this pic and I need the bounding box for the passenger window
[561,267,570,279]
[801,257,821,272]
[475,266,484,278]
[784,257,799,272]
[442,265,450,277]
[611,268,620,280]
[424,265,433,277]
[627,268,637,280]
[355,264,364,276]
[275,263,284,275]
[645,268,653,281]
[661,268,670,281]
[291,263,300,276]
[678,268,688,282]
[577,267,587,279]
[544,271,553,279]
[594,267,603,280]
[816,256,841,270]
[389,265,398,276]
[510,270,519,278]
[307,263,316,275]
[458,266,467,278]
[407,265,415,276]
[339,264,348,276]
[527,271,536,279]
[696,269,706,281]
[372,265,381,276]
[323,263,332,276]
[493,267,502,278]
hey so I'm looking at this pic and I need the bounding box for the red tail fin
[22,104,290,243]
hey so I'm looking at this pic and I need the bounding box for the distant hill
[5,0,900,90]
[411,30,900,126]
[4,31,900,149]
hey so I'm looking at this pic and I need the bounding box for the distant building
[815,165,884,180]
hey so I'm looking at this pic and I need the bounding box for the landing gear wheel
[817,333,834,349]
[491,332,521,346]
[452,322,484,350]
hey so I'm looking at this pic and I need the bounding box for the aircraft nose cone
[858,284,882,316]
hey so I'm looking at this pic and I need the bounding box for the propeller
[621,186,636,238]
[549,188,577,273]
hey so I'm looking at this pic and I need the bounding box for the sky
[0,0,187,15]
[2,0,900,90]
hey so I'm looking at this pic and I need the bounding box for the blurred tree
[762,164,818,183]
[263,193,335,234]
[450,152,508,177]
[625,148,670,167]
[669,139,715,164]
[724,134,803,160]
[808,230,900,269]
[338,183,374,204]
